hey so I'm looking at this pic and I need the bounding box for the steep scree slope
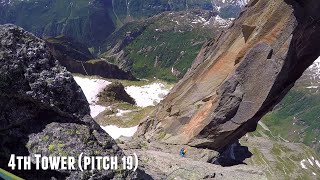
[0,24,143,179]
[137,0,320,151]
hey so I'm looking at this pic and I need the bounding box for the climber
[179,148,186,158]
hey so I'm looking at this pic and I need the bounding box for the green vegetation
[241,136,320,180]
[127,30,208,81]
[112,0,213,22]
[261,88,320,153]
[0,0,219,49]
[102,11,215,82]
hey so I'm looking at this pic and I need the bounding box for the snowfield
[125,83,170,107]
[73,75,172,139]
[73,76,111,118]
[100,125,138,139]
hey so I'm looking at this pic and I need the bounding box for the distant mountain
[0,0,248,48]
[101,9,229,81]
[112,0,249,22]
[0,0,118,47]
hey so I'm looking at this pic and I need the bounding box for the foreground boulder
[0,24,142,179]
[137,0,320,151]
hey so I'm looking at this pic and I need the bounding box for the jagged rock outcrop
[98,82,136,105]
[137,0,320,151]
[0,24,143,179]
[45,36,96,62]
[46,36,136,80]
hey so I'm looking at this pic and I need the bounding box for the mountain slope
[0,0,248,49]
[102,10,224,81]
[112,0,249,23]
[0,0,116,47]
[260,57,320,154]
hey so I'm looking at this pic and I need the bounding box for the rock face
[0,24,140,179]
[119,139,266,179]
[45,36,96,62]
[45,36,136,80]
[137,0,320,151]
[98,82,136,105]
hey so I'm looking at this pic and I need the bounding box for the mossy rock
[98,82,135,105]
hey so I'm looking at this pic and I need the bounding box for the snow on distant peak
[213,0,249,7]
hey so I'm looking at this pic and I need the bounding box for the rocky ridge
[45,36,136,80]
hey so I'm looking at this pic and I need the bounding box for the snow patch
[210,15,234,28]
[300,159,308,169]
[125,83,170,107]
[90,105,106,118]
[115,109,132,117]
[306,86,318,89]
[308,158,314,166]
[74,76,111,118]
[315,160,320,168]
[100,125,138,139]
